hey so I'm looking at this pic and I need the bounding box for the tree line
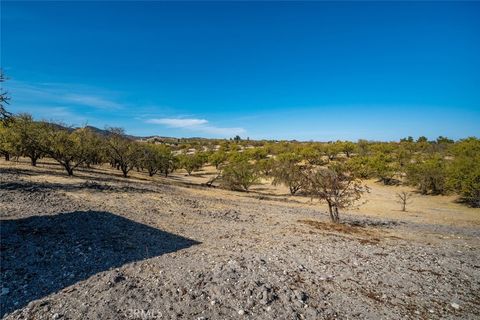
[1,113,479,223]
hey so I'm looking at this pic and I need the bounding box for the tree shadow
[0,211,200,317]
[0,179,154,194]
[0,166,149,185]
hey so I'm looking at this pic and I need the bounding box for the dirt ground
[1,159,479,319]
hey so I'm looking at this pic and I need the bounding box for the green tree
[256,157,275,176]
[179,153,204,175]
[341,141,356,158]
[406,155,447,195]
[0,122,15,160]
[272,157,305,195]
[209,151,228,169]
[220,159,259,191]
[9,114,46,166]
[300,145,324,165]
[106,128,139,177]
[446,138,480,207]
[369,153,399,185]
[41,125,92,176]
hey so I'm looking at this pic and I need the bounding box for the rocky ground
[1,163,479,319]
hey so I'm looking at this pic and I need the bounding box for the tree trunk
[30,157,37,166]
[63,163,74,176]
[333,206,340,223]
[327,202,335,222]
[5,153,10,161]
[327,201,340,223]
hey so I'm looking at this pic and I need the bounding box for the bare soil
[1,159,479,319]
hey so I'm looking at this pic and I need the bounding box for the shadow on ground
[0,211,200,317]
[0,179,154,194]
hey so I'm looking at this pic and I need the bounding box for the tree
[155,145,177,177]
[300,146,324,165]
[323,143,343,161]
[406,156,446,195]
[139,143,176,177]
[347,156,375,179]
[41,125,91,176]
[272,158,306,195]
[220,159,259,191]
[302,163,368,223]
[106,128,139,177]
[369,153,399,185]
[179,153,204,175]
[396,192,412,211]
[341,141,356,158]
[446,138,480,207]
[10,114,45,166]
[417,136,428,143]
[139,143,163,176]
[256,157,275,176]
[245,147,268,161]
[0,70,12,124]
[357,139,370,156]
[209,151,228,169]
[0,122,15,160]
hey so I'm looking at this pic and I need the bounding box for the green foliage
[209,151,228,169]
[106,129,139,177]
[245,147,268,161]
[41,125,93,176]
[6,114,47,165]
[220,159,259,191]
[179,153,205,175]
[300,146,324,165]
[446,138,480,207]
[0,122,15,160]
[347,156,376,179]
[406,156,447,195]
[272,157,305,195]
[322,143,343,161]
[340,141,356,158]
[256,157,275,176]
[369,153,399,185]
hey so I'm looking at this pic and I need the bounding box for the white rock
[210,300,216,305]
[238,309,245,315]
[451,302,460,310]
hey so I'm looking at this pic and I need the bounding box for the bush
[179,153,205,175]
[272,159,305,195]
[446,138,480,207]
[220,159,259,191]
[41,125,93,176]
[106,129,139,177]
[406,156,447,195]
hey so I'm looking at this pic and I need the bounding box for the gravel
[1,168,479,319]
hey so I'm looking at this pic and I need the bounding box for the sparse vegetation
[302,163,368,223]
[0,112,478,210]
[220,158,259,191]
[396,191,412,211]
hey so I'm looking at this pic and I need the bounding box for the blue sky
[2,1,479,141]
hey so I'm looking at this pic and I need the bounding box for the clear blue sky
[2,1,479,141]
